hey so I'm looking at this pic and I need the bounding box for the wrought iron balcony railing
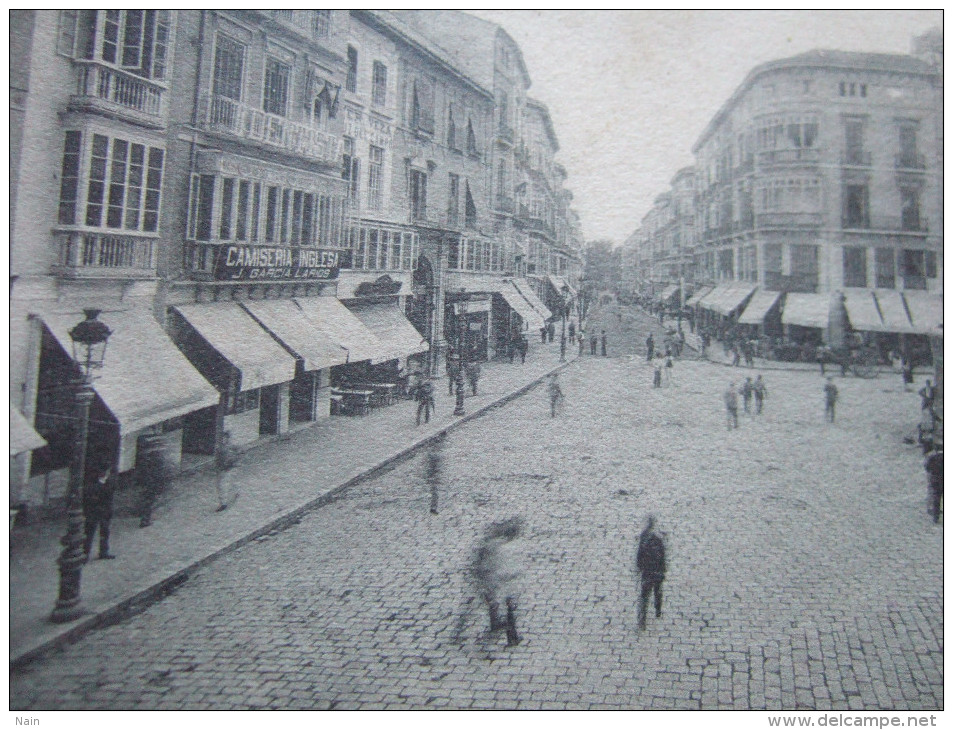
[55,229,158,279]
[71,60,165,120]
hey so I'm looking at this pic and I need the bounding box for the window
[844,119,866,165]
[213,35,245,101]
[346,46,358,93]
[448,237,460,269]
[465,181,477,228]
[786,120,817,148]
[372,61,387,107]
[901,249,927,290]
[842,246,867,288]
[57,132,164,232]
[900,187,921,231]
[411,77,435,134]
[367,145,383,211]
[467,118,478,156]
[263,59,290,117]
[843,184,869,228]
[791,244,819,291]
[839,81,866,98]
[95,10,170,80]
[875,247,895,289]
[447,107,457,149]
[188,174,215,241]
[898,125,920,167]
[410,170,427,221]
[498,90,508,128]
[717,249,734,278]
[57,10,79,56]
[448,173,460,225]
[310,10,330,39]
[342,137,360,204]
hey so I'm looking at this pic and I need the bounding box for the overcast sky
[467,10,942,245]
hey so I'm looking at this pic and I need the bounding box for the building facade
[10,9,583,509]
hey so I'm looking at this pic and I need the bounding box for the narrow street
[11,306,941,711]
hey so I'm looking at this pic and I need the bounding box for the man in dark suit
[636,516,666,630]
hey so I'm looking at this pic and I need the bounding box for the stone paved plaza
[10,339,942,710]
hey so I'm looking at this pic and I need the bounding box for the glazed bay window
[187,174,345,248]
[350,227,419,271]
[56,130,164,274]
[212,34,244,104]
[842,246,867,288]
[342,137,360,204]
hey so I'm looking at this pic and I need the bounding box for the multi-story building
[624,42,941,355]
[10,10,582,510]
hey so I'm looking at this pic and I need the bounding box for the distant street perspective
[11,303,942,711]
[9,9,942,715]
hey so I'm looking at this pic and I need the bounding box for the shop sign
[214,245,352,281]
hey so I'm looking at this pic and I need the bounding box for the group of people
[723,375,769,429]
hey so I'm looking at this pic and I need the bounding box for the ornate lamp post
[453,292,469,416]
[50,309,111,623]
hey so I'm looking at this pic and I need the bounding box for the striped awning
[781,293,831,329]
[902,293,943,336]
[873,290,917,334]
[684,286,713,307]
[843,290,885,331]
[738,290,781,325]
[11,407,46,457]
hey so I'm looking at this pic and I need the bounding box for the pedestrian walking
[465,361,481,396]
[601,330,608,357]
[83,462,116,560]
[653,362,663,388]
[824,376,838,423]
[753,374,767,415]
[539,326,547,345]
[664,354,674,386]
[416,377,436,426]
[472,517,525,647]
[741,377,753,414]
[925,443,943,523]
[519,334,529,364]
[590,333,598,356]
[548,373,564,418]
[215,431,240,512]
[578,332,585,357]
[560,333,567,361]
[425,432,446,515]
[568,320,576,345]
[646,333,655,362]
[724,383,739,430]
[636,516,666,631]
[137,432,166,528]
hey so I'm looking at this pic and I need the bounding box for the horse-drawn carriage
[816,344,880,378]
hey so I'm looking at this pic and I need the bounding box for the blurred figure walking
[753,375,767,415]
[416,377,436,426]
[472,517,525,646]
[925,442,943,523]
[425,432,446,515]
[824,377,838,423]
[548,373,564,418]
[724,383,739,430]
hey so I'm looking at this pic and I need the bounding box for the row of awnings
[687,284,942,335]
[502,279,553,330]
[33,298,429,438]
[546,275,577,300]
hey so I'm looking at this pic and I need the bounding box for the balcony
[841,215,928,234]
[70,61,165,126]
[516,205,556,240]
[496,123,515,146]
[895,153,927,171]
[757,148,820,165]
[55,230,157,279]
[756,212,823,228]
[206,95,341,166]
[841,151,872,167]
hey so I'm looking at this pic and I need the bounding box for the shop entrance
[259,384,282,435]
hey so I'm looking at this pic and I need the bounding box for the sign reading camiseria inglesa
[214,245,352,281]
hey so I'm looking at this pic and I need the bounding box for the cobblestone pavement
[11,327,942,710]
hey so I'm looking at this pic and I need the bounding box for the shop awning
[346,302,429,363]
[11,407,46,456]
[658,285,679,303]
[547,275,576,300]
[511,278,553,321]
[495,282,545,331]
[737,290,782,325]
[873,290,916,334]
[781,293,831,329]
[41,310,220,435]
[173,303,296,391]
[684,286,713,307]
[700,284,756,315]
[843,290,885,331]
[242,299,347,372]
[902,293,943,336]
[294,296,385,364]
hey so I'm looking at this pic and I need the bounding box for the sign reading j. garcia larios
[214,245,352,281]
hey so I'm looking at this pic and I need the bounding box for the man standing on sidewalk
[590,332,598,356]
[646,333,655,362]
[215,431,240,512]
[416,377,436,426]
[83,462,116,561]
[824,377,838,423]
[601,330,608,357]
[753,374,767,415]
[636,516,666,631]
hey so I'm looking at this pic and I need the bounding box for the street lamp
[50,309,111,624]
[453,291,469,416]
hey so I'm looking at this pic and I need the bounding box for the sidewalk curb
[11,355,577,670]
